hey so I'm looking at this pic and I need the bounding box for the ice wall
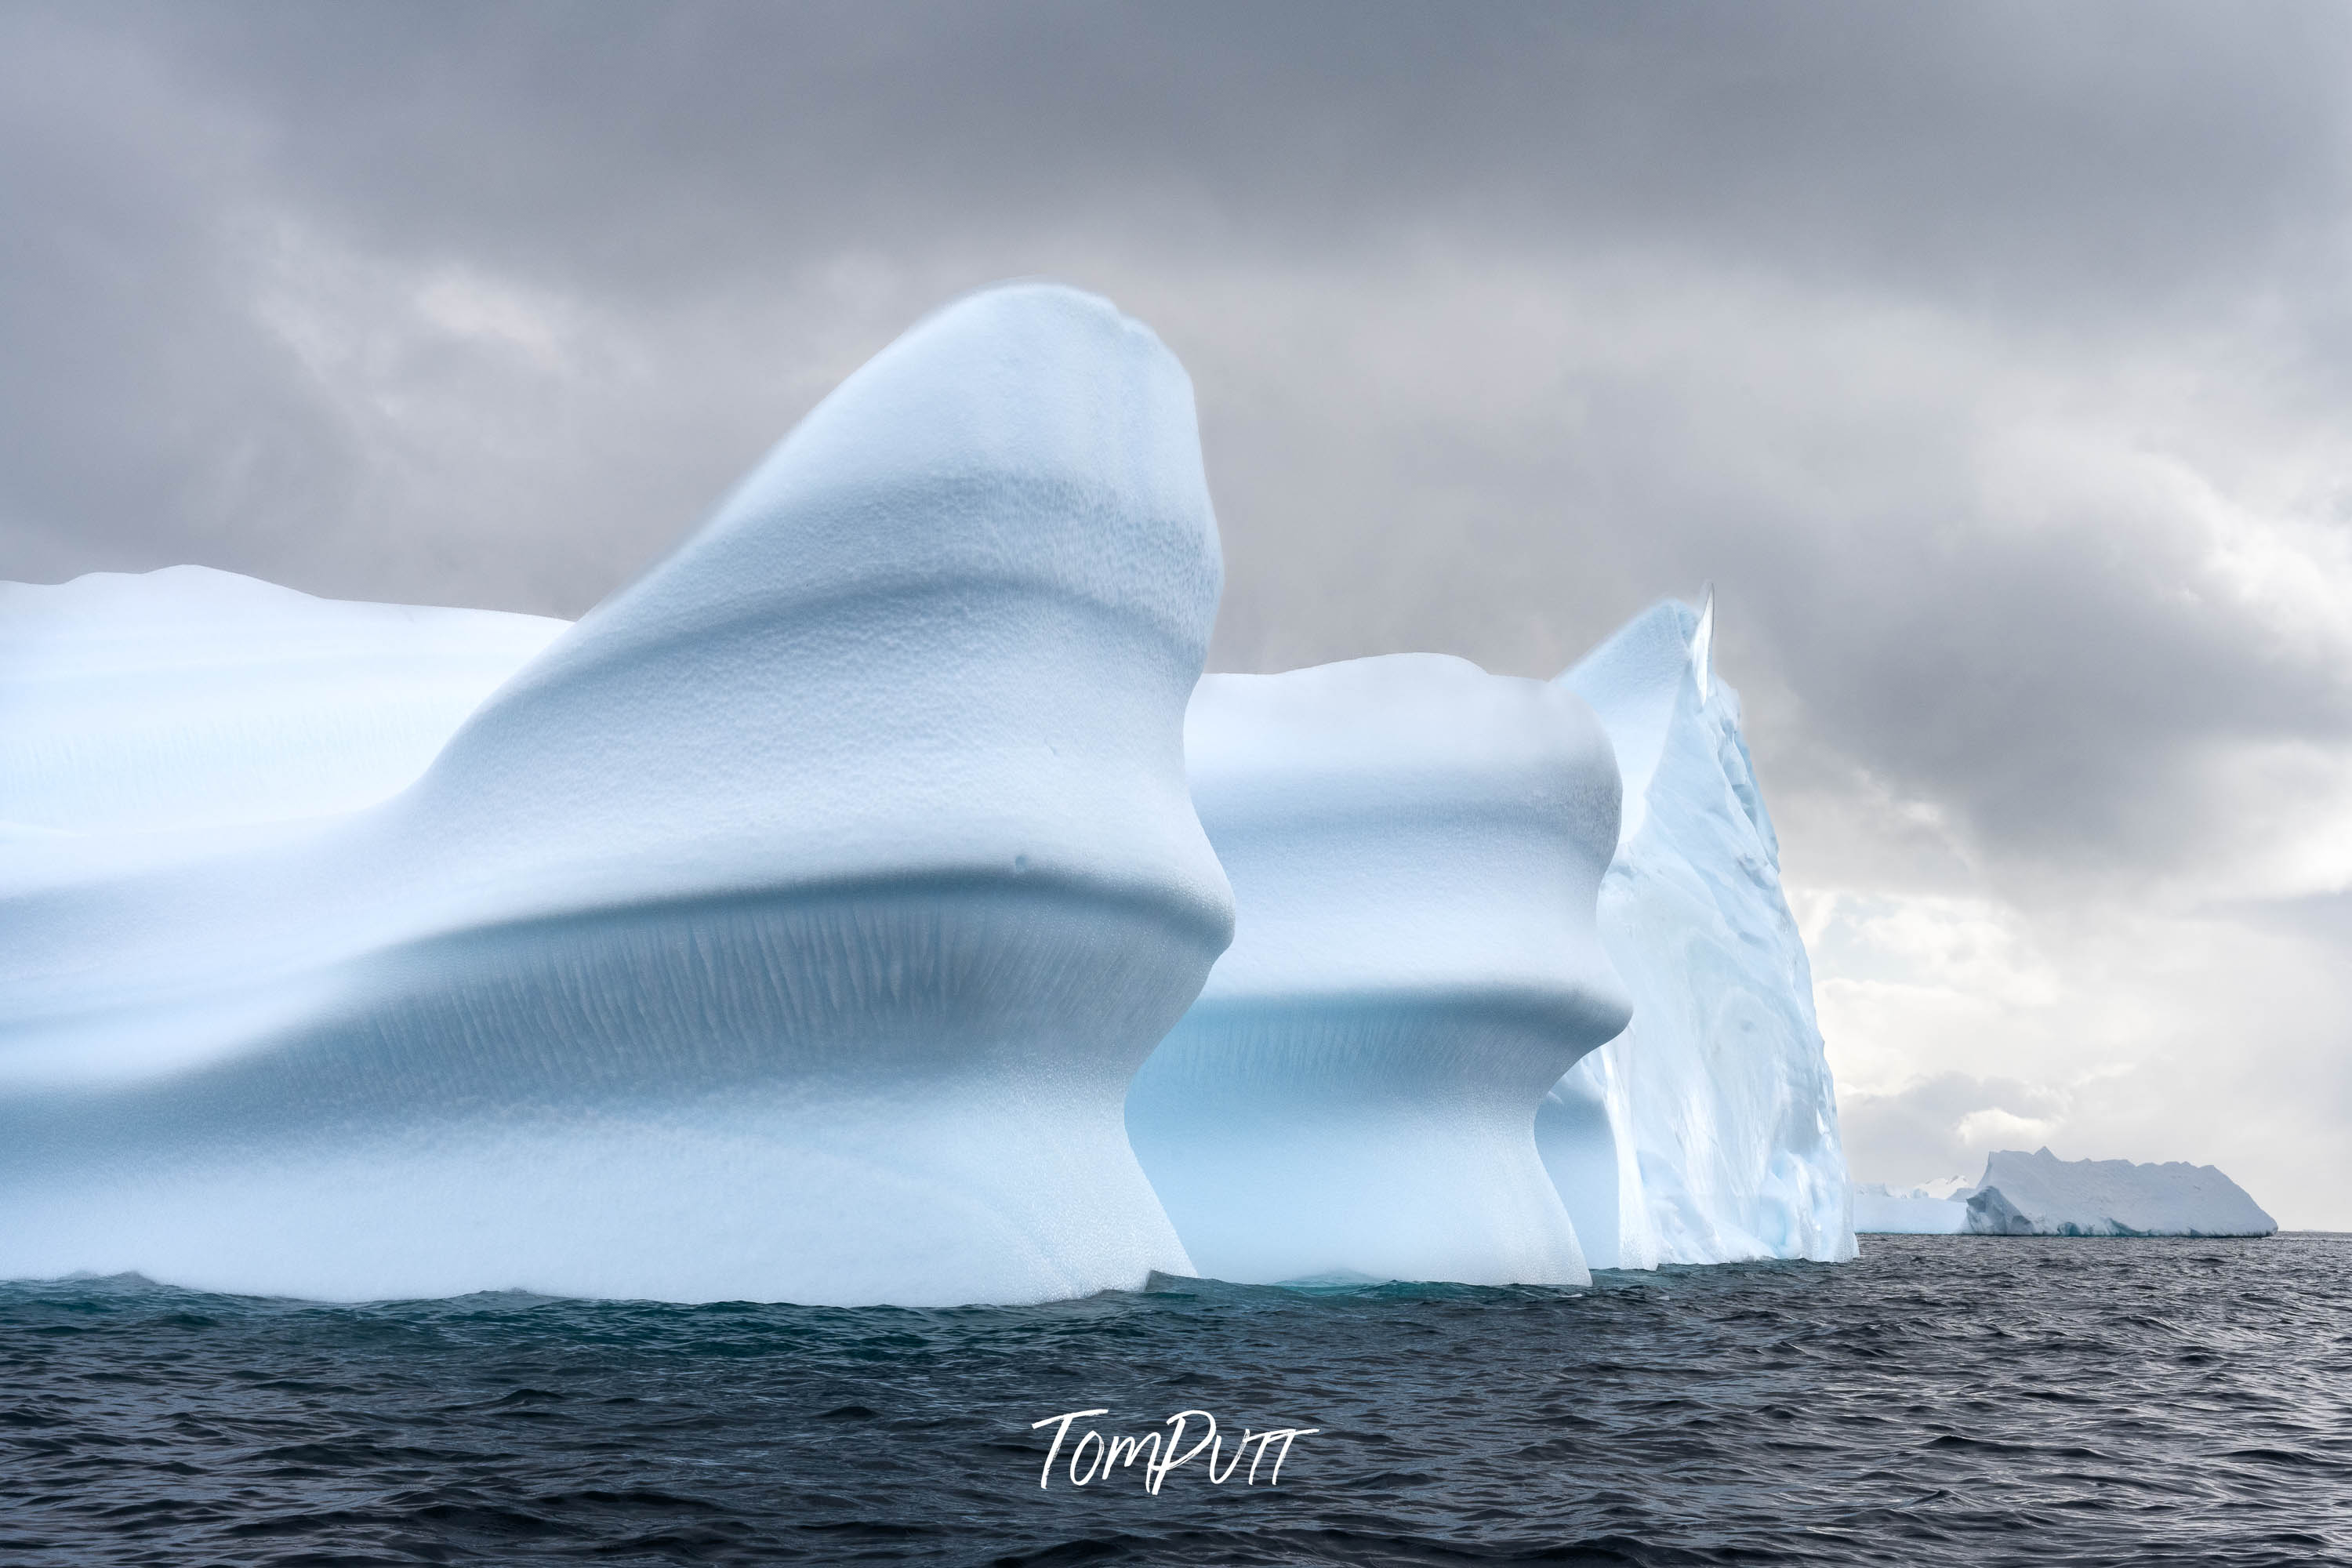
[1127,655,1632,1287]
[1538,595,1857,1266]
[0,283,1229,1307]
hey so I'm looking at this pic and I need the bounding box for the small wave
[2,1235,2347,1566]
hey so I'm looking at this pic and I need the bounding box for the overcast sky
[7,2,2350,1224]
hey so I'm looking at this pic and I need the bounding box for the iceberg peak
[1690,583,1715,704]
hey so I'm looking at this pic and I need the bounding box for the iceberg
[1124,655,1632,1287]
[1853,1152,2274,1236]
[1537,595,1857,1267]
[0,283,1229,1307]
[1962,1149,2277,1237]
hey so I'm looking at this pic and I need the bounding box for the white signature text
[1030,1408,1317,1494]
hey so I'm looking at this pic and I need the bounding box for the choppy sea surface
[5,1233,2348,1566]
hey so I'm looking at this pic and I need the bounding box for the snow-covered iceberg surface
[0,568,565,892]
[1125,655,1631,1287]
[0,283,1230,1307]
[1537,596,1857,1267]
[1962,1149,2277,1237]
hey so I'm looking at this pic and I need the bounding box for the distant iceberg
[1537,594,1857,1267]
[1964,1149,2276,1237]
[1126,655,1631,1287]
[0,283,1229,1307]
[1853,1149,2275,1236]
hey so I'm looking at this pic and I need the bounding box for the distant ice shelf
[1853,1149,2276,1237]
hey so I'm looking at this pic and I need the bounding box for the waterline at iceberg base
[2,282,1859,1306]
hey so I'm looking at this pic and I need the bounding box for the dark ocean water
[5,1233,2349,1567]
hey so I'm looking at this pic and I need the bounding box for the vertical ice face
[1127,655,1632,1287]
[1540,597,1857,1267]
[0,283,1231,1307]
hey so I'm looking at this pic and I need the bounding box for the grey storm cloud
[103,2,2352,307]
[5,2,2351,1212]
[9,2,2352,886]
[1838,1073,2078,1188]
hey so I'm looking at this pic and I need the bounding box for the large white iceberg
[1962,1149,2276,1237]
[3,285,1877,1305]
[0,283,1230,1307]
[1536,595,1857,1267]
[1125,655,1631,1287]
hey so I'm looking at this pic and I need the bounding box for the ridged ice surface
[0,283,1229,1306]
[1539,597,1857,1267]
[1127,655,1630,1287]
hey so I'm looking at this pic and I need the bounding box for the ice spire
[1690,583,1715,704]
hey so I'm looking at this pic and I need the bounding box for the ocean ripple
[2,1234,2347,1566]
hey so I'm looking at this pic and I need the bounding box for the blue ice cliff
[1126,655,1633,1287]
[0,284,1230,1306]
[1539,593,1857,1267]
